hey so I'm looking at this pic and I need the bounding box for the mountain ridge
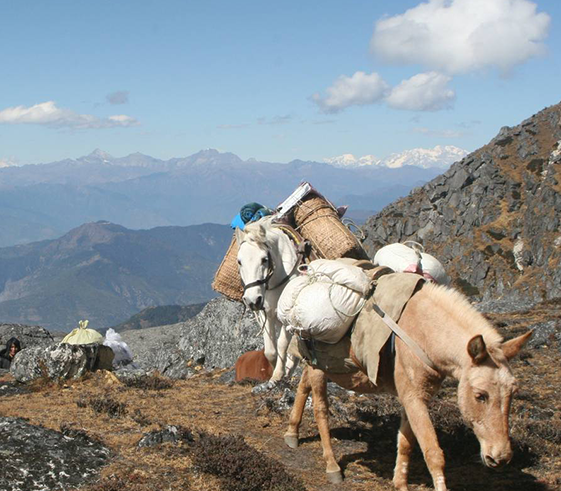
[362,100,561,306]
[0,221,232,330]
[0,149,446,247]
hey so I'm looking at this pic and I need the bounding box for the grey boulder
[10,343,101,383]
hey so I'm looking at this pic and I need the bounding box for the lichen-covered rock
[137,425,193,448]
[10,343,100,383]
[178,297,262,369]
[0,417,110,491]
[0,323,54,350]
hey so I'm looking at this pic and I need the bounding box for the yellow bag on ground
[61,320,104,345]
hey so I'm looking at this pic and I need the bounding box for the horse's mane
[242,217,277,249]
[422,282,503,347]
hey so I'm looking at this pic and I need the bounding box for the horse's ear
[501,331,532,360]
[467,335,488,364]
[256,222,267,242]
[234,227,245,246]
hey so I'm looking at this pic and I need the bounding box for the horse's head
[457,331,531,468]
[235,221,272,311]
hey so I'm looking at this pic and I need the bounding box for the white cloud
[371,0,550,75]
[106,90,129,105]
[0,101,139,129]
[311,71,389,113]
[313,71,454,113]
[258,115,293,125]
[217,123,250,129]
[386,72,455,111]
[412,127,465,138]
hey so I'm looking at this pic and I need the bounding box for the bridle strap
[241,244,309,293]
[241,251,275,292]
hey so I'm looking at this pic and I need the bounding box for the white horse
[235,217,304,384]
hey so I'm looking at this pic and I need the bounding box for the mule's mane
[422,282,503,347]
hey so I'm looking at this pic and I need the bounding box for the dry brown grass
[1,303,560,491]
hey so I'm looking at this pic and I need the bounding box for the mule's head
[457,331,531,469]
[235,224,270,311]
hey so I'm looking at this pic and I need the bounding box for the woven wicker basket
[294,195,369,260]
[212,234,244,302]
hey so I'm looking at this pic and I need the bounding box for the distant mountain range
[324,145,468,169]
[0,221,232,331]
[0,147,462,247]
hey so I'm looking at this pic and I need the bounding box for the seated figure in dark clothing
[0,337,21,369]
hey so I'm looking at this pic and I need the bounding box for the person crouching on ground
[0,337,21,369]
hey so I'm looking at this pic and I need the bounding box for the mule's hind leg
[309,367,343,483]
[393,410,417,491]
[284,365,311,448]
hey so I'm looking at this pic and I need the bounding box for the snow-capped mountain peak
[324,145,468,170]
[323,154,381,168]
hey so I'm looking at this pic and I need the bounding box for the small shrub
[121,373,174,391]
[77,394,127,418]
[189,432,306,491]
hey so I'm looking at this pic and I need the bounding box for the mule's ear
[234,227,245,245]
[467,335,488,364]
[501,331,532,360]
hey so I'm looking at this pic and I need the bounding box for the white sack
[419,252,451,285]
[374,243,451,285]
[104,328,134,366]
[374,243,420,273]
[278,259,370,344]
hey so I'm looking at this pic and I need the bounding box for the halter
[241,251,275,292]
[241,244,308,293]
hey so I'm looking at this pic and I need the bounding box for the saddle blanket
[289,272,425,386]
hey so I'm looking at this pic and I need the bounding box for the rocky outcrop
[362,102,561,306]
[0,323,54,350]
[177,297,262,369]
[0,417,109,491]
[10,343,101,383]
[116,298,262,378]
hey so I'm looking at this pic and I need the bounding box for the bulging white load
[277,259,371,344]
[374,243,451,285]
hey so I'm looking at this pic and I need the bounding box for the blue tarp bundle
[231,202,274,229]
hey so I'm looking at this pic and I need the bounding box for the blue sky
[1,0,560,166]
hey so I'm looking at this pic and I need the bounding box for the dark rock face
[0,417,109,491]
[10,343,100,383]
[0,324,54,350]
[362,102,561,305]
[527,320,561,349]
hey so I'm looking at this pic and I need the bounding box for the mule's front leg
[393,410,417,491]
[400,397,447,491]
[284,365,311,448]
[309,367,343,484]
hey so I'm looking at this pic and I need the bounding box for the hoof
[284,434,299,449]
[326,470,343,484]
